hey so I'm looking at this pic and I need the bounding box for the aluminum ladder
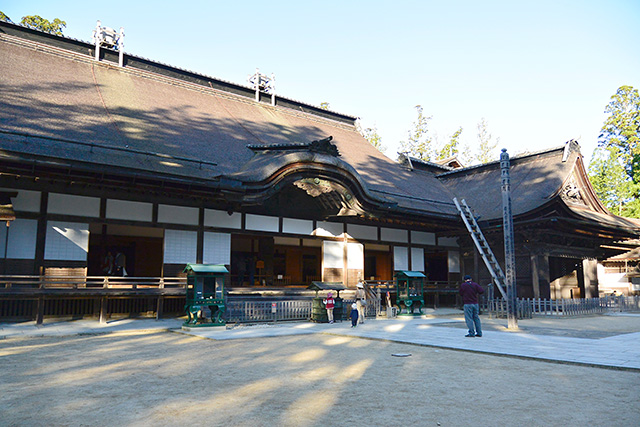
[453,197,507,299]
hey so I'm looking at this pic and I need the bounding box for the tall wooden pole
[500,148,518,329]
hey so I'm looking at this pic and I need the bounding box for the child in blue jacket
[350,303,359,328]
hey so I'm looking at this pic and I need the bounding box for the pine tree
[589,85,640,218]
[398,105,433,161]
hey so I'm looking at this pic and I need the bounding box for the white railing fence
[483,295,640,318]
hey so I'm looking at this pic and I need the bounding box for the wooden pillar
[473,246,480,284]
[582,258,598,298]
[343,235,348,287]
[99,296,108,323]
[530,253,551,299]
[35,295,44,325]
[156,296,164,320]
[34,192,48,275]
[196,208,204,264]
[531,254,541,298]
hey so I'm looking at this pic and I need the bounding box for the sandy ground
[1,327,639,427]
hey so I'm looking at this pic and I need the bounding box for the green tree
[589,146,639,216]
[598,85,640,180]
[476,118,499,164]
[398,105,433,161]
[0,11,13,23]
[436,126,463,160]
[20,15,66,35]
[356,121,386,153]
[589,85,640,217]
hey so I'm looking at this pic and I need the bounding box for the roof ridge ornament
[248,68,276,106]
[247,136,339,156]
[562,138,580,162]
[92,20,124,67]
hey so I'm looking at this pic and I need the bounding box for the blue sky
[2,1,639,163]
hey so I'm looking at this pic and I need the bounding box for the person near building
[350,303,359,328]
[459,275,484,337]
[323,292,336,324]
[355,282,366,324]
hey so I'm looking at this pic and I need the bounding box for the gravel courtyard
[1,329,639,427]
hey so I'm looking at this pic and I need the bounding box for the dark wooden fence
[0,275,187,323]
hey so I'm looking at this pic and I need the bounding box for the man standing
[459,275,484,337]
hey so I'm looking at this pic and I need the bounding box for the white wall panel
[315,221,343,237]
[203,232,231,265]
[381,227,408,243]
[283,218,313,235]
[347,224,377,240]
[411,231,436,245]
[394,246,409,271]
[274,237,300,246]
[448,251,461,273]
[302,239,322,247]
[347,242,364,269]
[48,193,100,217]
[411,247,424,272]
[106,200,153,222]
[0,188,40,212]
[439,237,459,247]
[44,221,89,261]
[204,209,241,229]
[245,214,279,232]
[323,241,343,269]
[0,219,37,259]
[364,243,389,251]
[164,229,197,264]
[158,204,199,225]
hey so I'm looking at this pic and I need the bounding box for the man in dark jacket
[459,275,484,337]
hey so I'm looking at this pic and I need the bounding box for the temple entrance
[230,235,321,287]
[88,224,163,277]
[425,251,448,281]
[364,244,393,281]
[550,257,584,299]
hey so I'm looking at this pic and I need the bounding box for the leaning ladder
[453,197,507,299]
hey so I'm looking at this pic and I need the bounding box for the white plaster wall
[381,227,408,243]
[158,204,199,225]
[0,219,37,259]
[48,193,100,217]
[0,188,40,213]
[347,242,364,269]
[106,200,153,222]
[439,237,459,247]
[411,247,424,271]
[44,221,89,261]
[448,251,460,273]
[245,214,279,232]
[164,229,197,264]
[315,221,343,237]
[204,209,241,229]
[323,241,343,269]
[203,232,231,265]
[411,230,436,245]
[283,218,313,235]
[347,224,377,240]
[394,247,409,271]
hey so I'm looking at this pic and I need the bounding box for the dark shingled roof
[1,21,638,235]
[0,22,458,220]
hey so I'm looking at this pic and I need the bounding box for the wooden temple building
[1,20,639,320]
